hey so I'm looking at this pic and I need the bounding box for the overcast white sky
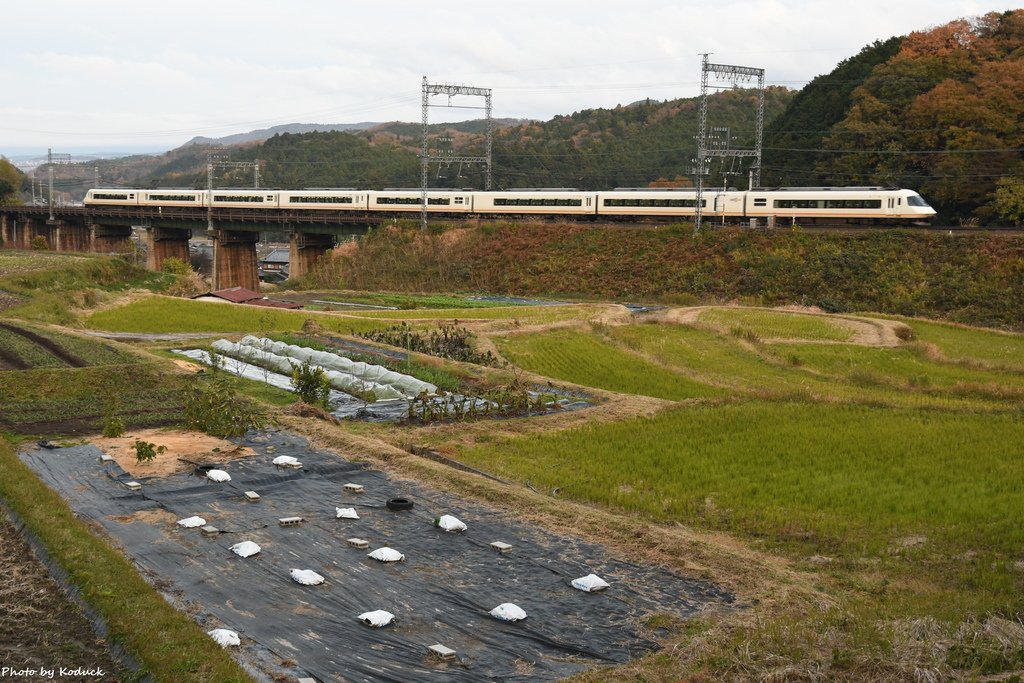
[1,1,1017,154]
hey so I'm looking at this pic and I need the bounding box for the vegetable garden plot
[19,432,731,683]
[173,349,589,422]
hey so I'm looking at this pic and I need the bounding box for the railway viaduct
[0,205,369,290]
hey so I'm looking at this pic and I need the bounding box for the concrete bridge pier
[54,219,91,252]
[145,226,192,272]
[289,230,336,280]
[90,224,133,254]
[210,228,259,291]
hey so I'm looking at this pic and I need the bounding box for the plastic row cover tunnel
[212,339,408,401]
[240,335,436,397]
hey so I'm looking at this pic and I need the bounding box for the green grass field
[498,322,1019,411]
[494,327,726,400]
[698,307,854,341]
[85,296,599,334]
[7,248,1024,680]
[457,401,1024,555]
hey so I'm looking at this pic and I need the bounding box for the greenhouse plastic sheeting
[172,349,543,423]
[238,335,437,397]
[210,339,407,401]
[19,432,731,683]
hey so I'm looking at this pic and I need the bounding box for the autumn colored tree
[0,158,25,205]
[808,10,1024,223]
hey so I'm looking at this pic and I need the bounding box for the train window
[822,200,882,209]
[427,197,450,205]
[377,196,422,205]
[907,195,929,207]
[93,193,129,200]
[214,195,263,202]
[289,196,354,204]
[775,199,824,209]
[753,198,766,207]
[454,197,464,204]
[149,194,196,202]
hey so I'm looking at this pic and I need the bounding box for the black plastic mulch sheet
[19,432,732,683]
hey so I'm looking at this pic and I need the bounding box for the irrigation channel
[19,432,732,682]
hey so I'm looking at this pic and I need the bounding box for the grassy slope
[464,312,1024,678]
[84,296,602,333]
[303,224,1024,330]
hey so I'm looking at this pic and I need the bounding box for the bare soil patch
[0,514,124,681]
[89,429,254,478]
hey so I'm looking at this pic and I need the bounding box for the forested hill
[219,87,794,191]
[84,9,1024,224]
[763,9,1024,224]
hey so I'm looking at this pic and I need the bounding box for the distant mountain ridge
[185,122,381,147]
[185,118,531,148]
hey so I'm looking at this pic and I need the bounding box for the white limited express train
[84,186,937,225]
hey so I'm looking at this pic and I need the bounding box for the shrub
[133,440,166,463]
[102,395,125,437]
[31,235,49,251]
[102,415,125,438]
[358,322,499,366]
[183,372,269,437]
[161,257,193,276]
[291,361,332,410]
[894,324,916,342]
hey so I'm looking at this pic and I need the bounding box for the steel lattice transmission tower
[46,148,72,222]
[420,77,493,230]
[694,54,765,232]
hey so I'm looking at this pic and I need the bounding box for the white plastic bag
[206,469,231,482]
[571,573,610,592]
[290,568,325,585]
[336,507,360,519]
[357,610,395,627]
[436,514,467,533]
[490,603,527,622]
[272,455,301,467]
[230,541,261,558]
[368,547,404,563]
[207,628,240,647]
[177,515,206,528]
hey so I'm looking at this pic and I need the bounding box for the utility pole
[693,56,765,233]
[420,77,493,231]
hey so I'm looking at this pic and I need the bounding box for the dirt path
[661,305,908,347]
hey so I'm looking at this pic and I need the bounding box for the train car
[742,187,936,224]
[367,190,474,213]
[138,190,205,206]
[209,190,281,209]
[279,190,369,211]
[471,189,596,216]
[84,188,139,206]
[596,188,718,218]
